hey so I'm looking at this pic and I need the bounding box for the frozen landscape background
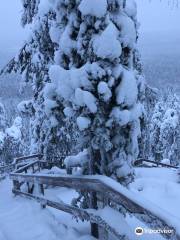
[138,1,180,93]
[0,1,180,239]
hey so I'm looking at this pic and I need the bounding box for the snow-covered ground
[0,179,94,240]
[130,168,180,221]
[0,167,179,240]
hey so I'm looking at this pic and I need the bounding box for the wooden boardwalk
[8,155,180,240]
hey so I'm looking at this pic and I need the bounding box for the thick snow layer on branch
[79,0,107,18]
[17,100,33,114]
[116,69,138,107]
[109,103,143,127]
[49,65,97,113]
[112,12,136,48]
[44,99,58,115]
[162,109,178,129]
[63,107,74,118]
[0,131,5,149]
[125,0,137,18]
[38,0,53,16]
[77,116,91,131]
[98,81,112,101]
[59,26,76,55]
[75,88,97,113]
[64,149,88,168]
[5,117,22,141]
[93,23,122,60]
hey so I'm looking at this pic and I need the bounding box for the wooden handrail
[134,158,179,169]
[10,172,180,240]
[12,189,124,240]
[0,154,43,175]
[13,153,43,165]
[10,173,143,213]
[13,160,40,174]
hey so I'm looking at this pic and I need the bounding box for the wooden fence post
[13,180,20,193]
[98,194,109,240]
[88,147,99,239]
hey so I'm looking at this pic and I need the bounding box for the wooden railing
[10,159,180,240]
[13,153,43,168]
[0,153,43,175]
[134,158,179,169]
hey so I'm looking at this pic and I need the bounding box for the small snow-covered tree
[150,98,165,161]
[138,86,158,159]
[17,100,33,155]
[0,102,7,165]
[0,117,23,165]
[2,0,76,165]
[0,102,6,131]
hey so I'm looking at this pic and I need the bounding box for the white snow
[110,103,142,127]
[89,206,137,240]
[0,131,6,149]
[75,88,97,113]
[79,0,107,18]
[59,26,76,55]
[93,22,122,60]
[116,69,138,107]
[0,178,94,240]
[5,117,22,140]
[125,0,137,18]
[98,81,112,101]
[64,149,88,169]
[49,64,96,114]
[17,100,32,114]
[112,12,137,48]
[161,159,171,165]
[130,168,180,234]
[77,116,91,131]
[63,107,74,118]
[162,108,178,129]
[1,167,180,240]
[33,170,180,236]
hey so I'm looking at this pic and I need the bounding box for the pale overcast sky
[0,0,180,53]
[137,0,180,34]
[0,0,28,53]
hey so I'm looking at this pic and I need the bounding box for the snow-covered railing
[0,153,43,175]
[134,158,179,169]
[13,153,43,168]
[10,170,180,240]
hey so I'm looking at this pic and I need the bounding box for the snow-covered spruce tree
[159,91,180,165]
[149,98,165,161]
[150,89,180,165]
[2,0,76,165]
[17,100,33,155]
[0,117,23,165]
[0,102,6,165]
[47,0,145,185]
[0,102,6,131]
